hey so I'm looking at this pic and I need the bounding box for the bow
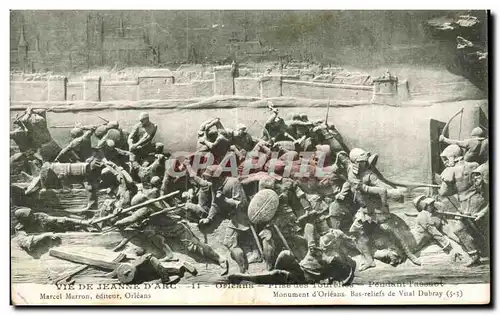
[441,108,464,140]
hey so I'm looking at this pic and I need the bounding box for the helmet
[471,127,485,137]
[413,195,435,212]
[139,112,149,121]
[334,150,349,166]
[207,129,218,139]
[70,127,84,138]
[14,207,32,220]
[291,113,301,120]
[258,177,276,190]
[95,125,108,138]
[300,113,308,121]
[235,123,247,132]
[349,148,369,163]
[440,144,463,166]
[150,176,162,188]
[472,163,489,185]
[155,142,164,151]
[106,139,115,148]
[108,120,119,129]
[202,165,222,178]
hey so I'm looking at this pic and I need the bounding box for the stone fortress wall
[10,66,408,104]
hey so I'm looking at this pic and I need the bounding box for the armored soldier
[128,112,158,161]
[96,121,129,150]
[196,165,251,273]
[10,119,35,155]
[439,127,488,164]
[54,126,95,162]
[132,153,166,189]
[439,144,484,266]
[412,195,455,256]
[14,207,88,234]
[100,140,134,169]
[114,183,229,275]
[96,166,137,226]
[470,163,489,256]
[257,176,311,269]
[196,118,229,150]
[262,105,292,142]
[161,157,191,197]
[10,119,40,176]
[17,107,61,162]
[228,223,356,285]
[198,129,231,164]
[326,151,357,231]
[347,148,420,271]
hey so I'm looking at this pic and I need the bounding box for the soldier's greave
[230,247,249,273]
[379,222,417,259]
[262,236,276,271]
[356,232,373,263]
[86,181,99,210]
[194,241,223,265]
[455,223,478,255]
[303,223,316,248]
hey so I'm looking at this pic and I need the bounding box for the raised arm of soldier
[200,131,229,151]
[54,127,95,162]
[286,120,315,128]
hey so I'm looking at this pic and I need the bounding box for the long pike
[325,98,330,126]
[97,115,109,123]
[91,191,180,225]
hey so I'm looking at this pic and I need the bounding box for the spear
[325,98,330,127]
[97,115,109,124]
[91,190,180,225]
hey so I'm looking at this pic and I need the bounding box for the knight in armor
[10,119,41,176]
[10,119,35,154]
[412,195,456,257]
[262,105,293,142]
[196,165,251,273]
[100,139,134,170]
[439,144,485,266]
[132,152,166,189]
[14,207,88,234]
[346,148,420,271]
[16,107,61,162]
[285,113,315,151]
[228,223,356,285]
[113,179,229,275]
[256,176,311,270]
[326,151,358,231]
[128,112,158,161]
[96,165,137,226]
[54,126,95,162]
[470,162,489,256]
[439,127,488,164]
[198,128,231,165]
[96,120,129,150]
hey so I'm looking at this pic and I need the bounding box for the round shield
[247,189,280,225]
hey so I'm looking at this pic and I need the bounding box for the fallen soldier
[227,223,356,285]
